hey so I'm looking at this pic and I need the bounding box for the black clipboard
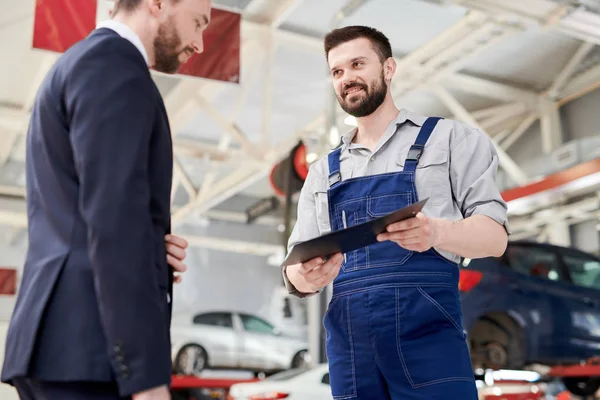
[283,198,428,266]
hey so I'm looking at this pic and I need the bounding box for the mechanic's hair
[112,0,181,15]
[324,25,392,63]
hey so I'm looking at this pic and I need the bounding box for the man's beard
[338,71,387,118]
[153,18,188,74]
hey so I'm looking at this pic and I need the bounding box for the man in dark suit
[1,0,212,399]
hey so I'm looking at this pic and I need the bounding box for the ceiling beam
[442,74,539,106]
[547,40,596,100]
[558,62,600,105]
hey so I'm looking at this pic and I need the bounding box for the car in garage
[227,363,331,400]
[171,310,310,376]
[460,240,600,396]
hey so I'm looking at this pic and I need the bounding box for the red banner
[33,0,97,53]
[0,268,17,295]
[177,8,241,83]
[32,0,240,83]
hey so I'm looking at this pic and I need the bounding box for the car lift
[169,359,600,400]
[170,375,259,400]
[479,358,600,400]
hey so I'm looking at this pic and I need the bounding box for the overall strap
[403,116,443,173]
[327,147,343,188]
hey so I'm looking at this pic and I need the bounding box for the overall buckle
[406,145,424,161]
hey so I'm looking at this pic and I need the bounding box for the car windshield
[265,367,311,381]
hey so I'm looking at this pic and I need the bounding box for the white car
[228,364,332,400]
[171,311,309,375]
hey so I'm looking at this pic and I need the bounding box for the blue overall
[323,117,478,400]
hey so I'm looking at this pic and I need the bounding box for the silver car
[171,311,310,375]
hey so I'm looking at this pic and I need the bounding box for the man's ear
[384,57,396,83]
[148,0,164,16]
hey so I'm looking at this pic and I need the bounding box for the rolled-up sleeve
[281,166,323,298]
[450,126,511,234]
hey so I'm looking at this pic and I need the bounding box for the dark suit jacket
[1,28,174,396]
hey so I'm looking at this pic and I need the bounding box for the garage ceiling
[0,0,599,250]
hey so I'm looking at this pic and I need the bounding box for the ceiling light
[305,152,318,164]
[344,115,357,126]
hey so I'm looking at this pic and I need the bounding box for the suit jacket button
[120,365,129,379]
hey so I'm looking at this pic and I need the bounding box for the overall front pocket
[395,286,474,389]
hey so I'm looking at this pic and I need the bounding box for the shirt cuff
[281,265,322,298]
[467,201,512,235]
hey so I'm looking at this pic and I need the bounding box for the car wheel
[174,344,208,376]
[562,377,600,397]
[291,350,310,368]
[468,315,525,370]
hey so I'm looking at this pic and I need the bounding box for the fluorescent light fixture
[329,126,340,147]
[305,152,318,164]
[344,115,357,126]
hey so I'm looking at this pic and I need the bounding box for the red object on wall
[32,1,240,83]
[177,8,241,83]
[33,0,97,53]
[0,268,17,295]
[501,158,600,202]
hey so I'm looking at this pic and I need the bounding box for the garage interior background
[0,0,600,396]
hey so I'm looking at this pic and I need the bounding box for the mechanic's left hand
[165,234,188,284]
[377,212,441,252]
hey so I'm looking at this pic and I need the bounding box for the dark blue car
[459,240,600,396]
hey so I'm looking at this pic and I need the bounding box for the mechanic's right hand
[286,253,343,294]
[132,385,170,400]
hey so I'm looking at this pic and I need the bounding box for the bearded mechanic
[282,26,510,400]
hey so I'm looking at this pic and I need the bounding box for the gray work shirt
[282,108,510,297]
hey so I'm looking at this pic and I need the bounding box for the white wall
[571,221,600,256]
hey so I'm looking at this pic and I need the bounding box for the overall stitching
[332,282,453,298]
[334,271,452,288]
[396,287,475,389]
[332,296,358,400]
[417,286,465,335]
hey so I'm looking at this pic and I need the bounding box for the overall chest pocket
[397,146,450,207]
[336,192,414,273]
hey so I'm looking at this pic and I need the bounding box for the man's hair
[112,0,143,14]
[112,0,180,15]
[324,25,392,63]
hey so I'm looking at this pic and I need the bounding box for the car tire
[173,344,209,376]
[562,376,600,397]
[468,314,525,370]
[291,350,310,369]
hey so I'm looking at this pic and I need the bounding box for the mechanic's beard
[338,73,387,118]
[153,18,183,74]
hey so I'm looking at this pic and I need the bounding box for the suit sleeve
[66,55,171,396]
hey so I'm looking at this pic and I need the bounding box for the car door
[191,312,240,368]
[237,313,283,370]
[556,247,600,360]
[503,243,574,362]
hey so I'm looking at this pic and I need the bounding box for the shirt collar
[340,108,427,147]
[96,20,149,66]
